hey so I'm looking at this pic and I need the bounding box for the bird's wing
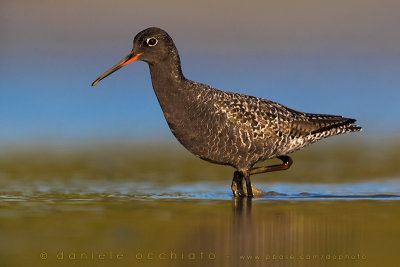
[213,91,358,138]
[213,91,294,138]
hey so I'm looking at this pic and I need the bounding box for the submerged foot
[231,179,287,197]
[231,179,266,198]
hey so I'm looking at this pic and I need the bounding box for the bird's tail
[306,114,362,136]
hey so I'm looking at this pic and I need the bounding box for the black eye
[146,37,158,47]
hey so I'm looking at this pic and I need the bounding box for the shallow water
[1,177,399,267]
[0,143,399,266]
[1,178,400,201]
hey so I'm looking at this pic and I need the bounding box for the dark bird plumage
[92,27,362,197]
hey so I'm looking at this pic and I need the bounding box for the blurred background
[1,1,400,266]
[1,0,400,144]
[1,0,399,182]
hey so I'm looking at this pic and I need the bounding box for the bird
[92,27,362,198]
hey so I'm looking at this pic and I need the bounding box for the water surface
[0,144,399,266]
[1,177,399,267]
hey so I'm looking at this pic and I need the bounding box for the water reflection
[0,180,398,267]
[232,197,253,253]
[232,198,254,267]
[170,197,389,267]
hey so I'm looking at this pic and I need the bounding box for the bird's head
[92,27,176,86]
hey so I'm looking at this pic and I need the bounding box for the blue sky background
[1,0,399,144]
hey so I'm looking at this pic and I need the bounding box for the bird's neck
[148,53,187,106]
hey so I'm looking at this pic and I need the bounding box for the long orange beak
[91,53,142,86]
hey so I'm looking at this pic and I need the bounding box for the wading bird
[92,27,362,197]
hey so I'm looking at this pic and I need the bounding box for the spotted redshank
[92,27,362,197]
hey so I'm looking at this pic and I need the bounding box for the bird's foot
[231,179,266,198]
[231,178,287,197]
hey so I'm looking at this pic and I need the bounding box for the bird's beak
[91,52,142,86]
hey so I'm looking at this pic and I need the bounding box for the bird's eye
[146,37,158,47]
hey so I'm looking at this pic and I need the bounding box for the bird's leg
[232,171,268,198]
[231,171,245,197]
[231,156,293,198]
[250,155,293,175]
[243,171,254,198]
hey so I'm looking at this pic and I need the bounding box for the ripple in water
[0,177,399,201]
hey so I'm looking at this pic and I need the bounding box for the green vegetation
[0,138,399,183]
